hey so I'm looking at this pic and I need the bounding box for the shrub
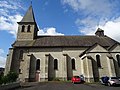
[53,78,60,81]
[7,72,18,83]
[2,76,8,84]
[0,73,4,85]
[0,71,18,85]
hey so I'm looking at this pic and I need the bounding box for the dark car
[100,76,120,86]
[100,76,109,85]
[71,76,81,84]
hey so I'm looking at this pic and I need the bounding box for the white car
[107,77,120,86]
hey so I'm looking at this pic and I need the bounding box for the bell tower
[95,28,104,37]
[17,5,38,41]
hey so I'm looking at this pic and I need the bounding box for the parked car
[100,76,109,85]
[118,77,120,81]
[71,76,81,84]
[100,76,120,86]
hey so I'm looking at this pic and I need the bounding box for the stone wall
[4,48,13,76]
[5,46,120,82]
[18,47,86,82]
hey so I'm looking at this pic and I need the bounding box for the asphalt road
[15,82,120,90]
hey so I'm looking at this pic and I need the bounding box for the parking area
[15,82,120,90]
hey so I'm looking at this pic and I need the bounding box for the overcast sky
[0,0,120,67]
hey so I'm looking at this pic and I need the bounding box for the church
[4,5,120,82]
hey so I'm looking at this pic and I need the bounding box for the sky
[0,0,120,68]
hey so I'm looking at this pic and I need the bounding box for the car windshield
[111,77,118,79]
[74,76,80,78]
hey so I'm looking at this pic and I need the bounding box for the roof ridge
[36,35,96,37]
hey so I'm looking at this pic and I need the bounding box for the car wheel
[113,83,116,86]
[108,83,111,86]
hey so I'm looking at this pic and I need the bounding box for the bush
[1,76,9,84]
[7,72,18,83]
[0,71,18,85]
[52,78,60,81]
[0,75,3,85]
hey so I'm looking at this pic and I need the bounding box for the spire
[31,0,32,5]
[20,5,35,23]
[95,28,104,37]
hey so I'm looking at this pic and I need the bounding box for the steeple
[17,5,38,41]
[20,5,35,23]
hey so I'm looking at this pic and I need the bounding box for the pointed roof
[108,43,120,51]
[20,5,35,23]
[79,43,108,57]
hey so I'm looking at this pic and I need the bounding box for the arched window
[116,54,120,67]
[21,25,25,32]
[71,58,75,70]
[27,25,31,32]
[19,50,23,59]
[96,54,101,68]
[19,69,22,74]
[54,59,58,70]
[36,59,40,70]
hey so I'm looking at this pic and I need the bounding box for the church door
[35,70,40,82]
[35,59,40,82]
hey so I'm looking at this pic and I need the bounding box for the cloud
[61,0,120,42]
[0,49,6,68]
[75,17,99,34]
[0,57,6,68]
[0,0,24,10]
[98,19,120,42]
[0,0,23,37]
[61,0,119,17]
[78,17,120,42]
[0,49,4,55]
[38,27,64,36]
[0,15,23,37]
[0,1,18,10]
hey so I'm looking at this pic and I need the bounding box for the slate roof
[12,35,118,48]
[19,5,35,23]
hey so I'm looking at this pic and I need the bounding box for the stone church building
[4,5,120,82]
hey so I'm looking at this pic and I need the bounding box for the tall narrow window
[36,59,40,70]
[71,58,75,70]
[116,54,120,67]
[96,55,101,68]
[21,25,25,32]
[54,59,58,70]
[19,50,23,59]
[27,25,31,32]
[19,69,22,74]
